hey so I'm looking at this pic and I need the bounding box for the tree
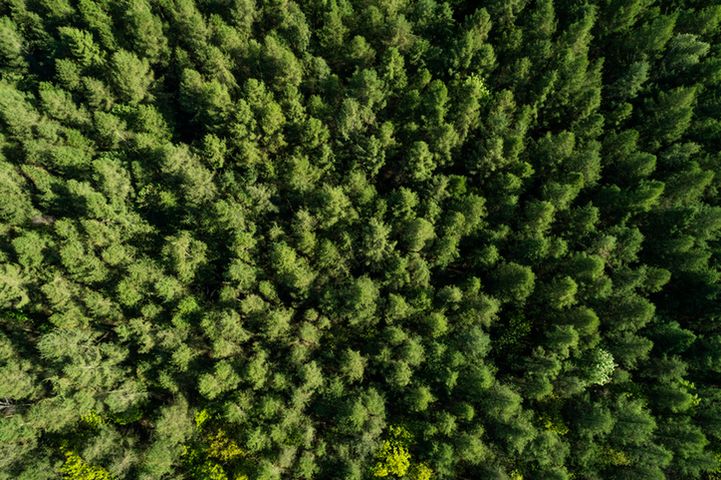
[58,27,103,68]
[180,68,232,129]
[109,50,153,104]
[270,242,315,296]
[0,264,29,309]
[199,361,240,400]
[120,0,168,62]
[340,348,366,383]
[0,17,25,69]
[494,262,536,303]
[405,140,435,182]
[640,87,697,150]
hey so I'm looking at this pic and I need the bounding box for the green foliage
[59,451,112,480]
[372,426,432,479]
[495,262,536,302]
[372,440,411,477]
[58,27,103,68]
[0,17,25,69]
[0,1,720,479]
[108,50,153,104]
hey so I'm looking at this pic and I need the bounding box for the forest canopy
[1,0,721,479]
